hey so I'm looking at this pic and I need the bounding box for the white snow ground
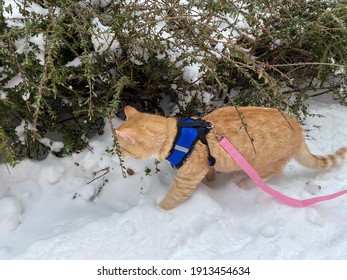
[0,96,347,260]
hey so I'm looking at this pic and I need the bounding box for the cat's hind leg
[205,166,216,182]
[234,173,255,189]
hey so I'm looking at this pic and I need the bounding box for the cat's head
[115,106,167,159]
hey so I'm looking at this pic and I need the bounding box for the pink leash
[219,137,347,207]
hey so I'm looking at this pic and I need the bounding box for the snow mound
[0,197,22,233]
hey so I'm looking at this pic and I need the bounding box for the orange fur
[115,105,347,210]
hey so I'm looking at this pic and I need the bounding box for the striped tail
[295,141,347,170]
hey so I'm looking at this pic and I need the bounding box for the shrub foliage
[1,0,346,165]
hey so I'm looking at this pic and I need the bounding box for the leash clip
[207,121,224,141]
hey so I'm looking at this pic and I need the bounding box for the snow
[37,138,64,153]
[14,120,63,152]
[0,197,22,233]
[91,17,121,56]
[0,96,347,260]
[65,57,83,67]
[182,63,204,84]
[28,33,46,65]
[2,0,347,262]
[79,0,111,8]
[3,73,23,89]
[3,1,49,28]
[15,120,32,143]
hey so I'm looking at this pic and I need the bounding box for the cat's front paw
[158,200,176,210]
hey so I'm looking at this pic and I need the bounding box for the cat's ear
[115,128,137,145]
[124,106,139,119]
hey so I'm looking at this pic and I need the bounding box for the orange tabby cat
[115,105,347,210]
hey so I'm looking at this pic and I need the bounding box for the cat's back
[205,106,287,122]
[204,106,300,131]
[202,106,304,172]
[204,106,303,149]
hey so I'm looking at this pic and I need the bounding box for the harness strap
[180,120,216,166]
[166,119,216,168]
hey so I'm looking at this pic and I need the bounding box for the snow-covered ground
[0,95,346,260]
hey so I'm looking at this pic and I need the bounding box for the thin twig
[86,167,110,185]
[273,62,345,68]
[108,110,127,178]
[234,106,256,154]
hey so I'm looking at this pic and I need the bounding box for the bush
[1,0,346,165]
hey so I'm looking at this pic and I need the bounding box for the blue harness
[166,118,216,169]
